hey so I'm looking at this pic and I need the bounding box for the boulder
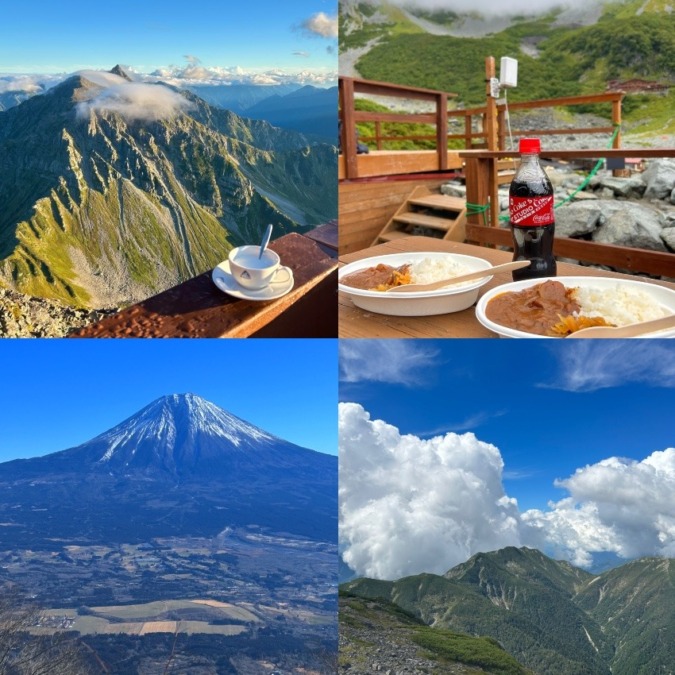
[642,158,675,200]
[661,227,675,251]
[593,202,668,251]
[593,175,646,199]
[555,201,603,237]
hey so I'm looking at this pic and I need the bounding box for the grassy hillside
[343,1,675,131]
[339,591,530,674]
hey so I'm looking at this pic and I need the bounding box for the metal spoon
[258,224,273,259]
[565,313,675,338]
[386,260,530,293]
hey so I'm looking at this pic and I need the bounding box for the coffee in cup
[228,245,292,290]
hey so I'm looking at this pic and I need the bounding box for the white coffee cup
[228,245,292,290]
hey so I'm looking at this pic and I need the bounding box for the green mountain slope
[340,1,675,134]
[339,590,530,674]
[342,548,675,675]
[575,557,675,675]
[0,74,336,308]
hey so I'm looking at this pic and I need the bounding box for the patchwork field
[34,598,258,636]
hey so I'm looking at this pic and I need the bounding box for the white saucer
[212,260,294,301]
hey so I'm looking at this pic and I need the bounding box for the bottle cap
[519,137,540,154]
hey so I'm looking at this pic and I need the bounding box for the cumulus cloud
[544,342,675,392]
[300,12,339,38]
[523,449,675,566]
[339,340,438,385]
[340,404,675,578]
[76,80,194,121]
[339,402,522,578]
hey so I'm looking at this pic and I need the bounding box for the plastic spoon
[565,313,675,338]
[386,260,530,293]
[258,224,273,259]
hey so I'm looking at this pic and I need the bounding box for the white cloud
[545,342,675,392]
[523,449,675,565]
[373,0,595,16]
[339,403,522,579]
[340,404,675,578]
[76,81,194,121]
[300,12,339,38]
[0,73,63,95]
[338,340,438,385]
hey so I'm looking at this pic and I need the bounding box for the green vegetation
[345,2,675,132]
[339,590,529,675]
[354,98,439,150]
[412,629,527,675]
[342,548,675,675]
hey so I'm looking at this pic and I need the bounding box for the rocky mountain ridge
[342,546,675,674]
[0,69,337,309]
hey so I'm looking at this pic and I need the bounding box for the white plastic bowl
[339,252,492,317]
[475,276,675,338]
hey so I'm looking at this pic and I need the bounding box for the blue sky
[0,0,337,82]
[0,339,337,461]
[339,339,675,509]
[339,339,675,575]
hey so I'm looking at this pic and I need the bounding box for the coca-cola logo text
[510,196,554,226]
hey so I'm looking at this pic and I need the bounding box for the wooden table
[72,233,338,338]
[339,237,675,338]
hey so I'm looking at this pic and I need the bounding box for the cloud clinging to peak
[76,80,194,121]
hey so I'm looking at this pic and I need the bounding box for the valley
[0,394,338,673]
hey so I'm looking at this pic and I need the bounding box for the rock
[642,158,675,200]
[593,175,646,199]
[671,186,675,205]
[440,182,466,198]
[555,201,603,237]
[0,288,115,337]
[661,227,675,251]
[593,202,668,251]
[571,190,598,200]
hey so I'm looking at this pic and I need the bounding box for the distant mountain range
[0,393,338,548]
[342,546,675,674]
[0,69,337,308]
[244,85,338,142]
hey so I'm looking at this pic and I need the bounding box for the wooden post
[484,57,500,227]
[339,77,358,180]
[464,157,491,227]
[464,113,472,149]
[375,121,382,150]
[436,92,448,170]
[484,57,498,152]
[612,96,622,149]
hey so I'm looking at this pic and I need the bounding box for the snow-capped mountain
[0,394,337,546]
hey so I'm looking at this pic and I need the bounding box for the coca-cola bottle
[509,137,557,281]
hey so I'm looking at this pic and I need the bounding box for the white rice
[575,285,671,325]
[410,257,473,286]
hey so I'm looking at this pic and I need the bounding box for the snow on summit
[95,393,276,464]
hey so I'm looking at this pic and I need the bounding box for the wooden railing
[461,149,675,277]
[339,69,624,180]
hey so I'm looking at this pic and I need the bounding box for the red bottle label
[509,195,554,226]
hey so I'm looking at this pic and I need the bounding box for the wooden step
[408,194,466,211]
[393,212,456,231]
[377,229,414,242]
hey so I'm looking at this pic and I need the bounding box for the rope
[466,201,490,226]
